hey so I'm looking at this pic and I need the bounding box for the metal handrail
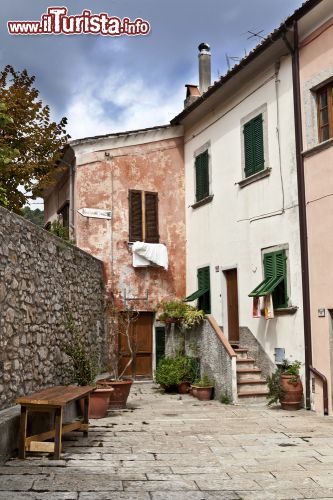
[309,366,328,415]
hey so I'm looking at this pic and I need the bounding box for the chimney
[198,42,211,94]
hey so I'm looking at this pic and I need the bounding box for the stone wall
[0,205,106,410]
[239,326,275,379]
[165,318,236,402]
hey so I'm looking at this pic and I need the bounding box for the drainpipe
[69,160,75,242]
[284,21,312,410]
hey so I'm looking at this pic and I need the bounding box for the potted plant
[63,312,114,419]
[175,356,197,394]
[191,374,214,401]
[266,359,303,410]
[157,299,188,324]
[97,304,139,409]
[155,356,180,392]
[156,300,205,329]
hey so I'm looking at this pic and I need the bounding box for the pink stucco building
[44,125,185,378]
[299,0,333,413]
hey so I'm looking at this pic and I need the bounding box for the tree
[0,102,13,207]
[0,65,70,213]
[21,206,44,227]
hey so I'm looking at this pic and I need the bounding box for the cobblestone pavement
[2,383,333,499]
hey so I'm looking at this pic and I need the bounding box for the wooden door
[119,312,153,379]
[225,269,239,343]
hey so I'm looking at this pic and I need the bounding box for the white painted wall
[184,56,304,366]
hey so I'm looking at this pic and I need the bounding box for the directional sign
[77,208,112,220]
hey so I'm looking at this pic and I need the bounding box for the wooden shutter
[244,114,264,177]
[195,150,209,201]
[252,115,264,173]
[264,250,288,308]
[197,266,211,314]
[144,192,159,243]
[244,121,254,177]
[129,190,143,242]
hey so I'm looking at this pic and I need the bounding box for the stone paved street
[2,383,333,499]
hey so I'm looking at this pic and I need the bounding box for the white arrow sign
[77,207,112,220]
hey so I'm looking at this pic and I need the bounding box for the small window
[184,266,211,314]
[243,114,265,177]
[249,250,288,309]
[317,83,333,143]
[129,190,159,243]
[195,150,209,202]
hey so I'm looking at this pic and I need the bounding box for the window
[317,83,333,143]
[195,150,209,202]
[129,190,159,243]
[184,266,211,314]
[249,249,288,309]
[243,114,265,177]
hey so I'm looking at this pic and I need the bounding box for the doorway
[118,312,153,379]
[224,268,240,343]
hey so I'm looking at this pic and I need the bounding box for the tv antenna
[244,29,265,41]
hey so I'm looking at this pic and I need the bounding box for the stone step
[234,348,249,359]
[236,358,256,369]
[237,391,269,404]
[237,379,268,393]
[237,368,262,381]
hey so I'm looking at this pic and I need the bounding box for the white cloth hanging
[132,241,168,270]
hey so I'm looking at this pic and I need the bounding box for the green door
[155,326,165,367]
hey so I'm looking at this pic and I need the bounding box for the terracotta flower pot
[190,385,198,397]
[178,382,190,394]
[280,374,303,410]
[192,385,213,401]
[80,387,114,419]
[98,379,133,409]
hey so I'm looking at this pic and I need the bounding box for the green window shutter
[252,115,264,173]
[197,266,211,313]
[195,150,209,201]
[249,250,288,308]
[244,121,254,177]
[244,114,264,178]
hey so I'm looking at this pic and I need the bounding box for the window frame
[240,104,268,182]
[243,113,265,178]
[128,189,159,244]
[317,82,333,143]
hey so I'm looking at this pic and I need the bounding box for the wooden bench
[16,385,94,459]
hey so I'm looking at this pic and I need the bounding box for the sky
[1,0,303,207]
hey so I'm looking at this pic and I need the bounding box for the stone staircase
[234,347,269,403]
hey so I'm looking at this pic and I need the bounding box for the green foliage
[281,359,301,376]
[266,359,301,406]
[50,220,70,241]
[0,66,70,213]
[182,308,205,329]
[155,356,197,388]
[62,310,98,386]
[266,369,284,406]
[157,299,204,330]
[21,206,44,226]
[219,392,231,405]
[193,374,214,387]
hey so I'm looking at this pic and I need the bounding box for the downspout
[283,21,312,410]
[69,159,75,242]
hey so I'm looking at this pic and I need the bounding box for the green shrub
[193,374,214,387]
[155,356,197,388]
[219,392,231,404]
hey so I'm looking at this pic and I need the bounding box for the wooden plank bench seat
[16,385,94,459]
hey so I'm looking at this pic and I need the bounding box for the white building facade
[172,39,305,376]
